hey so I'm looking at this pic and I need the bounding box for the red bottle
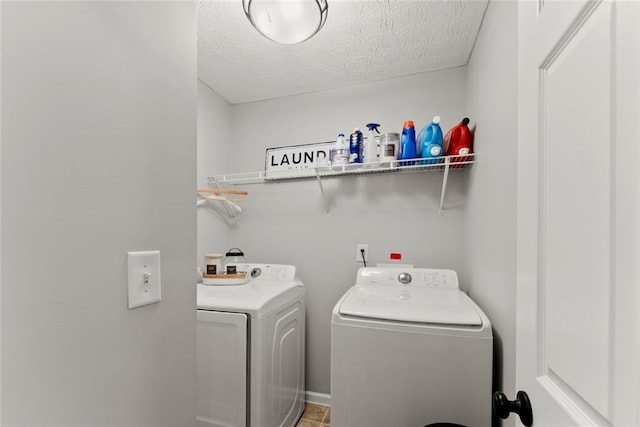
[444,117,473,166]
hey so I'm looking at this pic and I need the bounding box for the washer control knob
[398,272,412,284]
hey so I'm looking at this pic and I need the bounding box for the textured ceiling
[198,0,489,104]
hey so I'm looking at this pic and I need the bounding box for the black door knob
[493,390,533,426]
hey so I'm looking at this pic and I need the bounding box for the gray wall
[464,0,518,420]
[1,2,197,425]
[197,80,232,262]
[200,68,471,394]
[0,1,3,421]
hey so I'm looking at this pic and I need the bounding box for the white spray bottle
[364,123,381,167]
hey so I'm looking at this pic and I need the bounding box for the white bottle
[331,133,349,166]
[363,123,380,167]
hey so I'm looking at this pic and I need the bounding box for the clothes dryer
[197,264,305,427]
[331,267,492,427]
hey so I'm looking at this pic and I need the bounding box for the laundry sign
[265,141,333,180]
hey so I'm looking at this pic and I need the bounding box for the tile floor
[296,402,330,427]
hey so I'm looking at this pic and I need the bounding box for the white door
[515,0,640,426]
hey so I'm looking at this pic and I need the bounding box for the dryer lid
[197,264,304,317]
[338,285,483,326]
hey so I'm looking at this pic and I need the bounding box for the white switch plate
[127,250,161,309]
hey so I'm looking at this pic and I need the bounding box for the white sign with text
[265,142,333,179]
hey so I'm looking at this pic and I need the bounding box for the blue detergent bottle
[349,128,363,164]
[419,115,444,165]
[398,120,417,166]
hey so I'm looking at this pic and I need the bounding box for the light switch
[127,250,161,309]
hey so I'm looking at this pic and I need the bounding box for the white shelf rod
[315,174,331,215]
[439,156,451,216]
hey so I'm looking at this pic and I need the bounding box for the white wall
[212,68,471,394]
[0,1,3,420]
[197,80,232,264]
[1,2,197,425]
[464,0,518,419]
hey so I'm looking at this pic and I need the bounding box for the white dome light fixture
[243,0,329,45]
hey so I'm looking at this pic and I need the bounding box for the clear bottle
[223,248,247,275]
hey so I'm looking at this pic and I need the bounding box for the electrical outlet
[356,244,369,263]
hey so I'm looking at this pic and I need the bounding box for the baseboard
[305,390,331,407]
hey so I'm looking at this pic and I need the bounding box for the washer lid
[338,285,483,326]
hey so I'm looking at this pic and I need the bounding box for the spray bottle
[418,116,444,165]
[363,123,381,167]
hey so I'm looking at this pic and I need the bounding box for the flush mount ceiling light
[243,0,328,45]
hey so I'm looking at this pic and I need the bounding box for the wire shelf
[208,154,475,185]
[206,154,475,216]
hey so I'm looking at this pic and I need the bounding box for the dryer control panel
[356,267,459,289]
[248,264,297,282]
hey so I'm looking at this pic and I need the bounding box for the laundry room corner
[197,80,233,261]
[197,67,474,397]
[463,1,519,424]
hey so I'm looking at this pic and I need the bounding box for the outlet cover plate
[127,250,161,309]
[356,244,369,263]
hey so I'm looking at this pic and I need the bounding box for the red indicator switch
[390,253,402,260]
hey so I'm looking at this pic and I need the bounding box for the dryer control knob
[398,272,412,284]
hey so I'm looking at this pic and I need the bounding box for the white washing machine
[197,264,305,427]
[331,267,493,427]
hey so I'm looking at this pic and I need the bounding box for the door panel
[517,0,640,425]
[541,2,611,418]
[196,310,247,427]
